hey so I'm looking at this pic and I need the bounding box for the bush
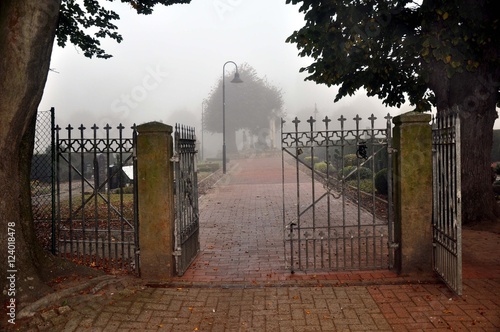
[340,166,372,180]
[343,154,358,167]
[375,168,388,195]
[347,179,373,193]
[304,156,319,165]
[314,161,335,174]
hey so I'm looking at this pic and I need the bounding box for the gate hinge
[173,248,182,256]
[170,153,179,162]
[389,242,399,249]
[387,147,398,154]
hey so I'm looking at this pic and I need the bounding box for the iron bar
[281,114,392,272]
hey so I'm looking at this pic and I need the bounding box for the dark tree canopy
[286,0,500,111]
[204,63,284,142]
[286,0,500,223]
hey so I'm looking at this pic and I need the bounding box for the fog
[38,0,498,158]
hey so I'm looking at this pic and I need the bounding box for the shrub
[340,166,372,180]
[304,156,319,165]
[375,168,388,195]
[343,154,358,167]
[314,161,335,174]
[347,179,374,193]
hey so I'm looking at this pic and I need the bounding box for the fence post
[136,122,175,279]
[393,111,433,275]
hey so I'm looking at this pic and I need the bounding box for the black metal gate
[173,124,200,276]
[432,114,462,295]
[54,124,139,274]
[281,114,394,272]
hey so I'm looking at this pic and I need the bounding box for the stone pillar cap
[393,111,432,125]
[137,121,173,134]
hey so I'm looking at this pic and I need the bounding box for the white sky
[39,0,498,140]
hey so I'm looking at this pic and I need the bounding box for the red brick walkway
[177,155,406,284]
[174,155,500,331]
[8,155,499,331]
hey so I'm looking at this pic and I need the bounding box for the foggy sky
[38,0,499,153]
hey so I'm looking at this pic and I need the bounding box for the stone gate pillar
[393,112,433,275]
[136,122,175,279]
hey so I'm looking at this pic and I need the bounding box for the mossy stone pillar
[136,122,175,279]
[393,112,433,275]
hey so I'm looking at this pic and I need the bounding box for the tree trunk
[0,0,62,306]
[429,62,500,224]
[459,103,499,223]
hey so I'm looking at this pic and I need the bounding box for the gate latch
[356,142,368,160]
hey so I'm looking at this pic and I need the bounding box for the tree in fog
[203,64,284,154]
[286,0,500,223]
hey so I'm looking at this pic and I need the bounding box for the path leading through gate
[176,155,399,283]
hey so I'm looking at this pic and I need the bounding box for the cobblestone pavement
[5,155,500,331]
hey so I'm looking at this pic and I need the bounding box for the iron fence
[55,123,139,274]
[31,107,56,253]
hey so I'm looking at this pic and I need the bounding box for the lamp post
[201,99,207,161]
[222,61,243,174]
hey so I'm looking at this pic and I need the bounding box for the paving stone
[40,309,57,321]
[7,156,500,331]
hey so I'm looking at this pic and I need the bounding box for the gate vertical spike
[384,112,394,268]
[292,117,300,132]
[323,116,331,131]
[105,123,112,269]
[91,124,99,264]
[338,115,346,131]
[369,114,377,131]
[91,124,99,150]
[79,124,87,261]
[54,124,61,256]
[307,116,316,132]
[384,113,392,129]
[132,124,140,274]
[118,122,125,268]
[354,114,362,138]
[65,124,74,259]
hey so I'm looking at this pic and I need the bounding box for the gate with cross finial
[281,114,395,272]
[173,124,200,276]
[53,123,139,274]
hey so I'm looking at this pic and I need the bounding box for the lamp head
[231,71,243,83]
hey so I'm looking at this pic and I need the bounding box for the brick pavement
[178,155,400,284]
[5,155,500,331]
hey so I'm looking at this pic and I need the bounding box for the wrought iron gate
[432,114,462,295]
[54,124,139,274]
[281,114,394,272]
[173,124,200,276]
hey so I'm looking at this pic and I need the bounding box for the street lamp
[201,99,208,161]
[222,61,243,174]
